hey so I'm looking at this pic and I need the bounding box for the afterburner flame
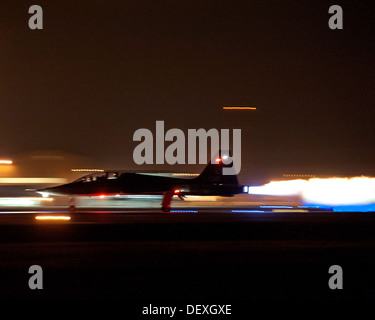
[248,180,308,196]
[248,177,375,205]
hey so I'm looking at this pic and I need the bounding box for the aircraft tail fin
[195,150,239,186]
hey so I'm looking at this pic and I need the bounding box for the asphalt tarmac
[0,208,374,301]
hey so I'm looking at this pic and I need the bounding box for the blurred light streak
[0,178,67,184]
[223,106,256,110]
[0,197,53,206]
[232,210,266,213]
[0,160,13,164]
[0,211,69,214]
[92,211,127,213]
[35,197,53,201]
[297,205,332,209]
[260,205,293,209]
[170,210,198,213]
[71,169,104,172]
[183,195,218,201]
[272,209,309,213]
[117,195,161,199]
[332,204,375,212]
[35,216,71,221]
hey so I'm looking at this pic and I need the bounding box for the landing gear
[69,197,76,213]
[161,191,174,212]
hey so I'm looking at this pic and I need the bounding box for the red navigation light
[99,194,106,199]
[174,189,181,194]
[215,157,222,163]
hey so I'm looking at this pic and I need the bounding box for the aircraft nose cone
[36,185,64,196]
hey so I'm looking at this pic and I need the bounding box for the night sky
[0,0,374,180]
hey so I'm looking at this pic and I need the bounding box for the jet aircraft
[37,151,244,212]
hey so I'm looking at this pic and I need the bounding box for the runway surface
[0,208,375,300]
